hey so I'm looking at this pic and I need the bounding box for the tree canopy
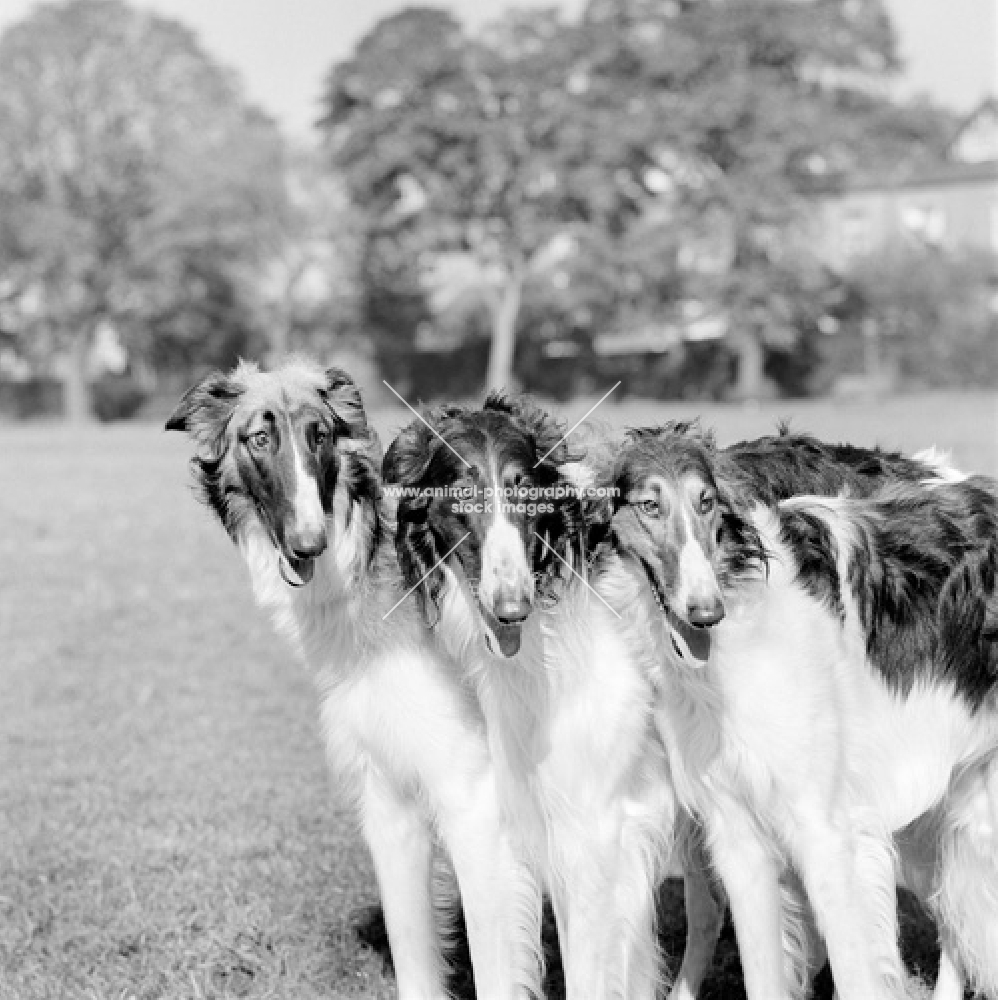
[0,0,286,417]
[322,0,953,397]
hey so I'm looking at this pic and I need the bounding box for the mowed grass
[0,390,994,1000]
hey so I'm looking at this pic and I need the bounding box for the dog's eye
[508,471,527,495]
[250,430,270,449]
[639,499,660,518]
[314,427,329,449]
[700,491,715,515]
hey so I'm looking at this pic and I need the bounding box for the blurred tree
[143,251,268,378]
[322,7,669,392]
[0,0,286,419]
[254,147,363,364]
[575,0,954,397]
[322,0,952,398]
[846,247,997,389]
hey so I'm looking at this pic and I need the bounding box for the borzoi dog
[384,395,675,1000]
[602,426,998,1000]
[167,360,538,1000]
[705,432,993,1000]
[622,431,986,999]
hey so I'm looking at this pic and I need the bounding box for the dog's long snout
[687,594,725,627]
[286,445,328,560]
[677,528,725,627]
[480,515,534,622]
[493,593,532,623]
[287,526,328,560]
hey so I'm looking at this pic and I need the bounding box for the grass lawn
[1,390,994,999]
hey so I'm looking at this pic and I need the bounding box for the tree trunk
[731,327,765,401]
[485,267,523,392]
[63,330,93,423]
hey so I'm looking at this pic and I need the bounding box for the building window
[900,203,946,246]
[840,207,873,258]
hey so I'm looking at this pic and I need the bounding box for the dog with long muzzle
[608,427,732,666]
[167,360,540,1000]
[385,395,580,659]
[386,396,676,1000]
[605,424,998,1000]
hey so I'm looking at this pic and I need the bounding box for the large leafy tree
[322,7,659,392]
[323,1,951,397]
[0,0,286,419]
[575,0,953,396]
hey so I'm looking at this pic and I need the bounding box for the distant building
[816,98,998,270]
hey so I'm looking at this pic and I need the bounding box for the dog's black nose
[687,596,725,627]
[493,597,532,624]
[288,529,327,560]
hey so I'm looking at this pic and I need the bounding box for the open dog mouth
[479,601,523,657]
[642,562,712,668]
[279,553,315,588]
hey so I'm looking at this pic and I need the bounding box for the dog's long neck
[239,493,390,680]
[595,548,728,810]
[435,575,551,830]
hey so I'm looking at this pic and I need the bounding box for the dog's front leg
[548,802,663,1000]
[437,775,543,1000]
[932,945,965,1000]
[614,805,668,1000]
[361,770,445,1000]
[704,802,795,1000]
[791,819,904,1000]
[668,825,725,1000]
[548,817,624,1000]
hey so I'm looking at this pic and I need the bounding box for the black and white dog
[602,425,998,1000]
[386,395,675,1000]
[167,361,538,1000]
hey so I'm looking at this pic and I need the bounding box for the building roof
[842,159,998,194]
[946,96,998,164]
[830,96,998,196]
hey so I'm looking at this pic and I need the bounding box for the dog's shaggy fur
[602,425,998,1000]
[780,481,998,998]
[168,361,539,1000]
[386,397,675,1000]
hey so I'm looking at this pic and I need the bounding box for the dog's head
[609,423,765,667]
[384,394,583,657]
[166,360,380,587]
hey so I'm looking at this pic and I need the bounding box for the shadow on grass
[351,883,944,999]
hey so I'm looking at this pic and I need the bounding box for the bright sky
[0,0,994,137]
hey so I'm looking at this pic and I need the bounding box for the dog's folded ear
[165,370,243,454]
[383,417,437,487]
[323,367,382,468]
[383,417,443,623]
[322,367,369,437]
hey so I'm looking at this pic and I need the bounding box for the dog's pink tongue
[672,616,711,664]
[280,555,315,587]
[494,622,522,657]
